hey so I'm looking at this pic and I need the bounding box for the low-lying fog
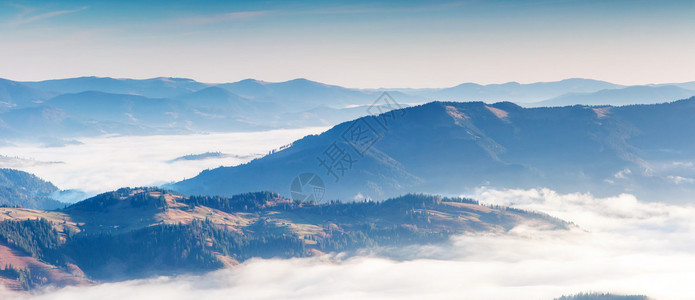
[2,188,693,300]
[0,127,328,200]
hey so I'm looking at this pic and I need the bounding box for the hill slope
[172,98,695,202]
[0,169,64,209]
[0,188,568,289]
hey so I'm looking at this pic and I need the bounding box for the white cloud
[613,168,632,179]
[5,5,88,27]
[672,161,693,168]
[667,175,695,185]
[463,187,681,231]
[0,127,328,197]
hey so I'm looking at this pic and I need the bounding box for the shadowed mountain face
[172,97,695,202]
[0,169,64,209]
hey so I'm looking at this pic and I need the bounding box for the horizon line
[2,75,694,90]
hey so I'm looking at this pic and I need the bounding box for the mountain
[652,81,695,91]
[415,78,621,103]
[0,79,55,111]
[0,106,109,139]
[671,81,695,90]
[41,90,278,134]
[0,169,65,209]
[217,78,424,111]
[175,86,282,121]
[176,86,253,109]
[215,79,271,98]
[554,293,650,300]
[4,76,695,142]
[0,187,567,289]
[0,87,374,140]
[42,91,186,126]
[276,105,387,128]
[533,85,695,107]
[172,97,695,202]
[22,76,209,98]
[1,83,399,139]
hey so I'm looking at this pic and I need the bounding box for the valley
[2,1,690,298]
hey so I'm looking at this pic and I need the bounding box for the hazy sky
[1,0,694,88]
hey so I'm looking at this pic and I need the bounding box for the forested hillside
[0,188,568,288]
[0,169,64,209]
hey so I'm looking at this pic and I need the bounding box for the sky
[0,0,694,88]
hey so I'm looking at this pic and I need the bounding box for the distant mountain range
[171,97,695,202]
[532,85,695,107]
[1,76,695,141]
[0,79,55,112]
[21,77,208,99]
[217,78,422,111]
[0,77,420,140]
[554,293,649,300]
[400,78,622,103]
[0,188,567,290]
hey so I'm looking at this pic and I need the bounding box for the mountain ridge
[171,97,695,202]
[0,187,568,289]
[2,76,695,142]
[533,85,695,107]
